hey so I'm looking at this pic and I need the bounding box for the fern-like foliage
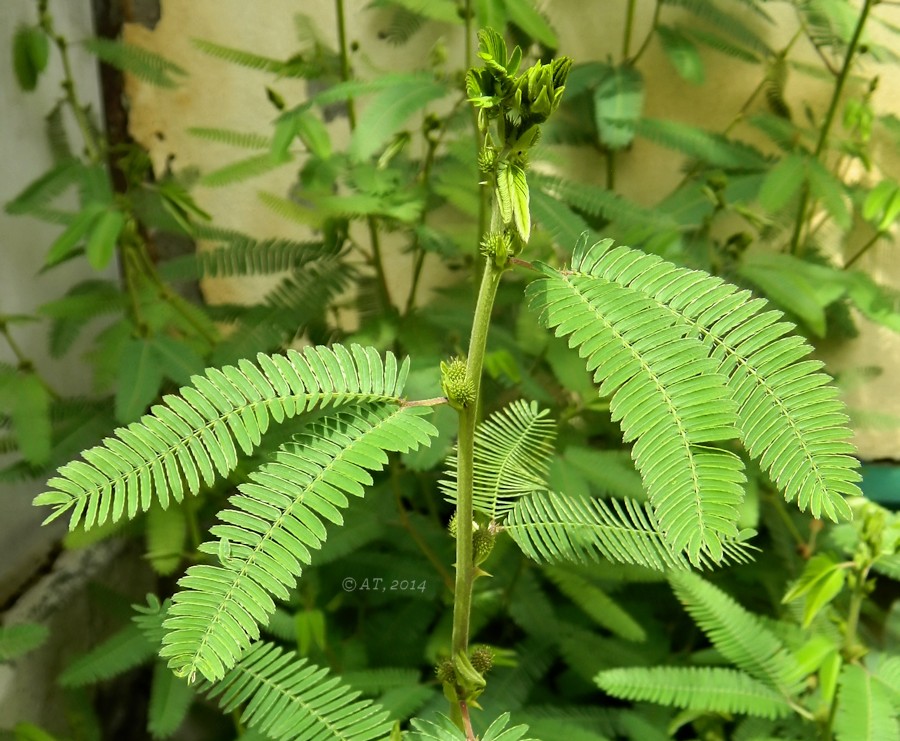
[59,622,157,687]
[595,666,792,719]
[83,38,187,88]
[504,490,752,571]
[34,345,414,530]
[161,405,436,682]
[148,661,194,739]
[186,126,271,150]
[408,712,536,741]
[161,227,332,280]
[441,400,555,520]
[527,237,860,561]
[200,641,393,741]
[669,572,804,696]
[527,245,747,564]
[833,663,900,741]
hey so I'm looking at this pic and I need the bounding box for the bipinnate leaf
[34,345,416,530]
[161,405,436,682]
[834,664,899,741]
[596,666,792,719]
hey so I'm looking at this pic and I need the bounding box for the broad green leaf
[807,158,850,229]
[148,661,194,738]
[758,153,806,212]
[656,25,704,84]
[116,338,165,423]
[381,0,461,24]
[349,75,447,161]
[843,271,900,333]
[0,371,52,466]
[149,336,205,385]
[294,109,331,159]
[146,504,187,576]
[86,208,125,270]
[0,623,49,661]
[739,251,845,337]
[593,65,644,150]
[863,180,900,231]
[783,554,845,627]
[505,0,558,48]
[45,203,104,266]
[476,0,507,33]
[12,25,49,92]
[510,162,531,242]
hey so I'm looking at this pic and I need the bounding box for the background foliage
[2,0,900,739]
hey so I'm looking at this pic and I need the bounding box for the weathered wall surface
[124,0,900,457]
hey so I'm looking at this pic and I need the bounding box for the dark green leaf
[349,75,447,161]
[593,65,644,150]
[505,0,558,48]
[13,25,49,92]
[0,623,49,661]
[45,204,104,266]
[758,153,806,212]
[85,209,125,270]
[657,25,705,84]
[149,336,205,385]
[115,338,165,423]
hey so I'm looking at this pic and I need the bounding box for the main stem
[450,256,503,676]
[788,0,874,255]
[334,0,392,310]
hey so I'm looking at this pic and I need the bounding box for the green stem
[464,0,473,70]
[629,0,661,65]
[0,324,59,399]
[405,136,440,314]
[843,232,882,269]
[450,257,503,671]
[788,0,874,255]
[843,564,871,656]
[622,0,637,60]
[38,4,102,164]
[334,0,392,310]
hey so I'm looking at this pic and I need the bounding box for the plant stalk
[38,4,102,164]
[334,0,392,310]
[622,0,637,60]
[788,0,874,255]
[450,256,503,699]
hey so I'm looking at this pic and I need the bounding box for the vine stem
[622,0,637,59]
[0,324,59,398]
[38,1,102,164]
[788,0,874,255]
[335,0,392,311]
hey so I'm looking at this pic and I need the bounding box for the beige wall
[125,0,900,458]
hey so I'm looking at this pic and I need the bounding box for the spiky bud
[473,524,496,565]
[441,358,475,410]
[470,646,494,674]
[480,231,512,266]
[435,659,456,684]
[448,512,458,539]
[477,146,497,174]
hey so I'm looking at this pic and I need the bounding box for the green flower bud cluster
[473,522,496,565]
[480,231,513,266]
[465,28,571,145]
[440,357,475,410]
[469,645,494,675]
